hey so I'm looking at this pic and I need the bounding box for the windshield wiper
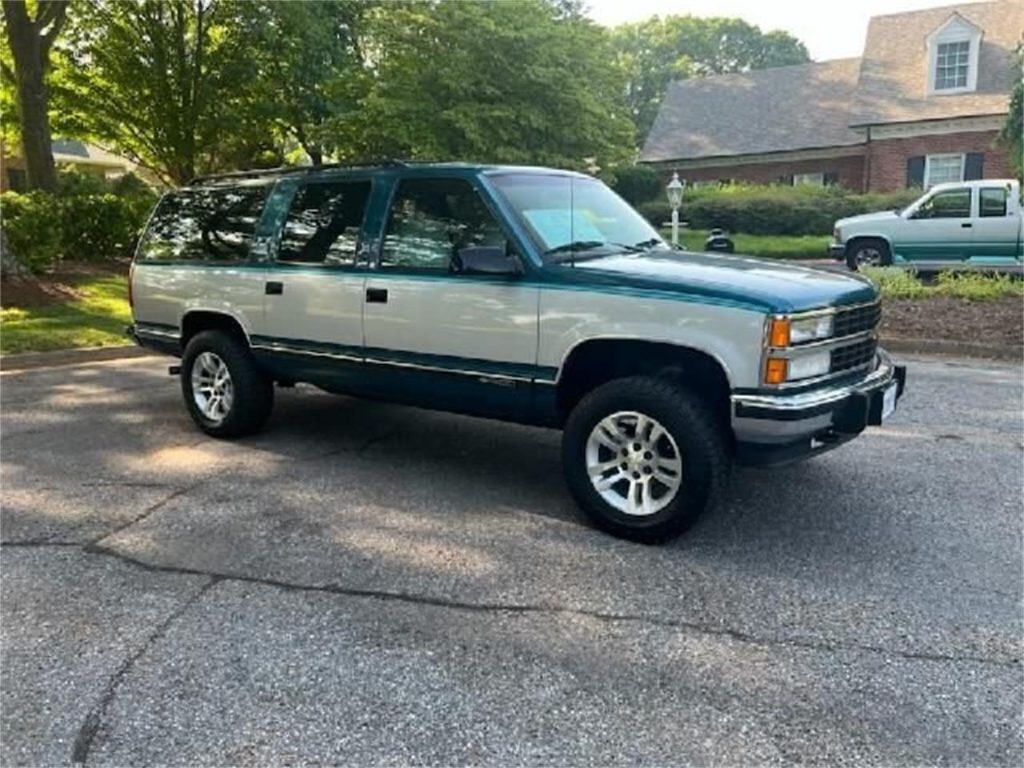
[632,237,665,250]
[545,240,641,263]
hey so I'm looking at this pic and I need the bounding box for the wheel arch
[554,338,733,425]
[180,309,251,349]
[845,233,893,254]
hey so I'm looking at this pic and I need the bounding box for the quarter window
[381,178,507,271]
[924,154,964,188]
[139,184,270,262]
[278,181,371,266]
[979,188,1008,218]
[934,40,970,90]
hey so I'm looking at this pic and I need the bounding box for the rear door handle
[265,281,284,295]
[366,287,388,304]
[961,222,972,228]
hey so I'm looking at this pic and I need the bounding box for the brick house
[640,1,1022,192]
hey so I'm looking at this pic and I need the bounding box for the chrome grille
[833,301,881,337]
[831,337,877,373]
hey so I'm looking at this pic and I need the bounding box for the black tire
[845,238,891,271]
[561,376,730,543]
[180,330,274,438]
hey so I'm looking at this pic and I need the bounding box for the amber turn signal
[768,317,790,347]
[765,357,788,385]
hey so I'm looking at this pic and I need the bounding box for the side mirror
[454,245,522,276]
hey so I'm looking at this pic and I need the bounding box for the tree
[999,45,1022,181]
[610,16,810,146]
[240,0,370,166]
[345,0,634,169]
[1,0,69,191]
[57,0,275,185]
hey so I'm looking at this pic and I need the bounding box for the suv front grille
[831,337,877,373]
[833,301,881,337]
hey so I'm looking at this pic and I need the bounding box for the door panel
[972,187,1022,260]
[895,187,973,263]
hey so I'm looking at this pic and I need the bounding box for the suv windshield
[488,173,667,262]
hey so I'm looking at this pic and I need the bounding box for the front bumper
[828,242,846,260]
[731,350,906,466]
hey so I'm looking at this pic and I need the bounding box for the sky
[584,0,978,61]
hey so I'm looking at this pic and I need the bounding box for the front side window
[139,184,270,262]
[915,188,971,219]
[924,154,964,188]
[278,180,371,266]
[381,178,507,271]
[979,188,1008,218]
[489,173,666,261]
[934,40,970,90]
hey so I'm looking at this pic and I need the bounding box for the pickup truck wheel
[845,238,890,271]
[562,376,729,543]
[180,330,273,438]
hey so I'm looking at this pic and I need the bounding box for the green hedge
[635,185,920,236]
[2,172,157,273]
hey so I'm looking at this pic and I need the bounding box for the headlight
[833,227,842,242]
[787,350,831,380]
[789,314,834,344]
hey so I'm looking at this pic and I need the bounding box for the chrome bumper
[731,350,906,449]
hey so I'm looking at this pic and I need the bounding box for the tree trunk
[2,1,70,192]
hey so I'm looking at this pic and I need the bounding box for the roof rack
[188,159,408,185]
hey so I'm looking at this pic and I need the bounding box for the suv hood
[836,210,901,228]
[549,249,877,314]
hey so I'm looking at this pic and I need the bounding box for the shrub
[607,165,663,205]
[933,270,1024,301]
[861,267,930,299]
[634,184,920,236]
[1,171,158,273]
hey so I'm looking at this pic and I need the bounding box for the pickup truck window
[979,188,1008,218]
[139,184,270,263]
[914,188,971,219]
[278,180,371,266]
[381,178,506,271]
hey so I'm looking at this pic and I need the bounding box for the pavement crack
[88,483,203,547]
[0,540,83,547]
[82,543,1021,671]
[70,577,219,766]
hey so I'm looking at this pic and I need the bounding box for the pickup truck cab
[831,179,1023,271]
[129,162,906,542]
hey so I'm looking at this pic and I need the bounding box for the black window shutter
[906,156,925,187]
[964,152,984,180]
[823,172,839,186]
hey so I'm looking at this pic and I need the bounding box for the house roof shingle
[850,0,1023,125]
[640,58,864,163]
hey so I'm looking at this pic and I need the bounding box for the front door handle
[366,287,388,304]
[961,222,972,228]
[265,281,284,295]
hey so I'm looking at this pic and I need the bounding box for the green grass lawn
[662,228,829,260]
[1,273,132,354]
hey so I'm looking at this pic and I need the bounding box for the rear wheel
[561,376,730,543]
[180,330,273,438]
[845,238,890,271]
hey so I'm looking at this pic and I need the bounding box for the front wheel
[561,377,730,543]
[845,238,890,271]
[180,330,274,438]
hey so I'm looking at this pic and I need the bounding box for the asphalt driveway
[1,354,1021,766]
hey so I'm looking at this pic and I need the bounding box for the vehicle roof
[188,161,590,188]
[927,179,1018,192]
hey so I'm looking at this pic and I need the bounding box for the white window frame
[925,14,982,96]
[924,153,965,188]
[792,172,825,187]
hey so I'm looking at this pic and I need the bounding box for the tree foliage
[1,0,70,191]
[347,0,634,169]
[999,44,1022,181]
[610,16,810,146]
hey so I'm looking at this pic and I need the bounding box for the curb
[0,345,154,372]
[881,337,1022,362]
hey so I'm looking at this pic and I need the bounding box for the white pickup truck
[830,179,1023,271]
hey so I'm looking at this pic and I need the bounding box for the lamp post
[666,171,685,247]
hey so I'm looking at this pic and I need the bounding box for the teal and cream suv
[129,162,906,542]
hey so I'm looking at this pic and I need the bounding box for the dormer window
[926,14,982,95]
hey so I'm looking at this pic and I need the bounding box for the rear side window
[277,180,371,266]
[138,184,270,262]
[979,188,1008,218]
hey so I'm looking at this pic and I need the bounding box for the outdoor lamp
[666,171,685,246]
